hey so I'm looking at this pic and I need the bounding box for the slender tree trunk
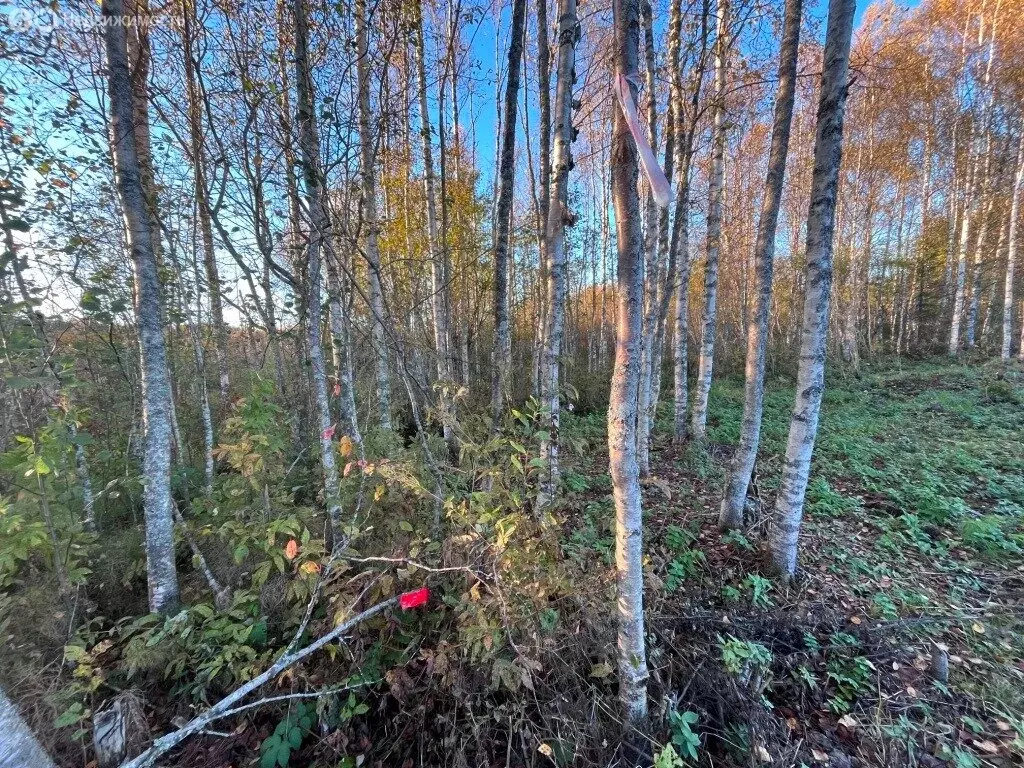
[103,0,180,613]
[609,0,648,726]
[355,0,392,430]
[636,0,660,477]
[537,0,579,507]
[769,0,855,580]
[1004,135,1024,360]
[966,137,995,348]
[293,0,343,546]
[326,259,361,446]
[532,0,553,381]
[690,0,729,441]
[719,0,801,529]
[672,145,694,443]
[491,0,527,423]
[412,0,455,448]
[180,0,230,401]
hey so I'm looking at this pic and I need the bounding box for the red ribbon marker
[399,587,430,610]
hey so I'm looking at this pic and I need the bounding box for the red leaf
[322,425,336,440]
[333,383,341,397]
[399,587,430,610]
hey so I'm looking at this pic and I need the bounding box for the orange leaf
[284,539,299,560]
[300,561,321,575]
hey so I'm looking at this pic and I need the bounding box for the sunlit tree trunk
[537,0,579,507]
[636,0,660,477]
[293,0,343,546]
[609,0,648,725]
[770,0,855,580]
[491,0,527,423]
[720,0,801,529]
[1004,135,1024,361]
[950,5,998,354]
[690,0,729,441]
[966,136,995,349]
[103,0,180,614]
[532,0,553,391]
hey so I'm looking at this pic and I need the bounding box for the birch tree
[689,0,729,441]
[719,0,802,528]
[770,0,856,579]
[609,0,649,724]
[293,0,344,545]
[1004,134,1023,361]
[102,0,180,613]
[491,0,528,422]
[537,0,579,507]
[355,0,392,430]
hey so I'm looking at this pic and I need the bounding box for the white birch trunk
[293,0,343,546]
[537,0,579,507]
[720,0,801,529]
[690,0,729,441]
[355,0,392,430]
[770,0,855,579]
[1004,135,1023,360]
[609,0,649,725]
[103,0,180,613]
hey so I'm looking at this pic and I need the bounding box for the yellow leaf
[971,622,985,634]
[338,435,353,458]
[374,484,385,502]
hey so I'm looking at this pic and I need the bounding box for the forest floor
[556,357,1024,768]
[10,358,1024,768]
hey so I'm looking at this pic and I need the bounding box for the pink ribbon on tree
[613,73,673,209]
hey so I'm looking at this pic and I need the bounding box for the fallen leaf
[538,743,553,758]
[589,662,613,678]
[905,686,917,697]
[284,539,299,560]
[300,561,320,575]
[972,622,985,634]
[850,616,862,625]
[972,739,999,755]
[838,714,858,728]
[755,744,772,762]
[811,748,830,762]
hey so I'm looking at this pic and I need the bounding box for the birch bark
[1003,135,1024,360]
[719,0,802,529]
[293,0,343,545]
[103,0,180,613]
[609,0,648,723]
[690,0,729,441]
[770,0,856,579]
[537,0,579,507]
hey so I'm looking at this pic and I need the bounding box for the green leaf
[275,742,292,767]
[287,726,302,748]
[260,743,279,768]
